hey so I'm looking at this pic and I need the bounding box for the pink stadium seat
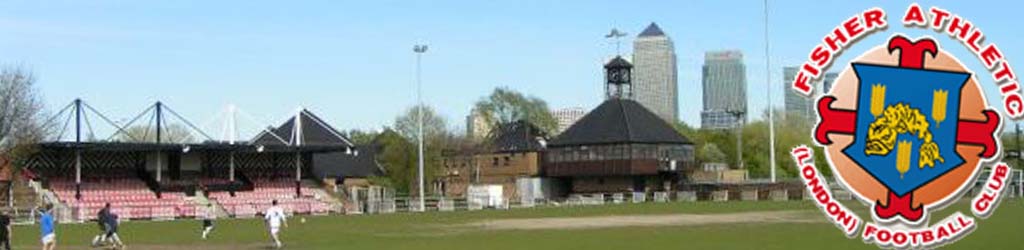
[209,178,331,217]
[50,177,199,221]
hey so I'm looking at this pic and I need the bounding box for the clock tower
[604,56,633,99]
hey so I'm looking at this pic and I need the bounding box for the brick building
[439,120,550,200]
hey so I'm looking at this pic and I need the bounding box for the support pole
[228,105,237,144]
[294,109,303,198]
[1015,122,1021,197]
[730,111,744,169]
[75,99,82,143]
[736,116,743,168]
[295,151,302,197]
[156,152,162,182]
[155,102,163,198]
[155,151,162,198]
[74,99,83,200]
[229,152,236,182]
[228,105,238,195]
[156,102,163,144]
[75,150,82,200]
[1016,123,1021,168]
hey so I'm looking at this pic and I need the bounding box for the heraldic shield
[842,63,972,197]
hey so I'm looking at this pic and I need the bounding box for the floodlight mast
[765,0,778,183]
[414,44,428,212]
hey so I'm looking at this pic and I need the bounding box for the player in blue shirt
[39,204,56,250]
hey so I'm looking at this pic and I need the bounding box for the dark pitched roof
[604,56,633,69]
[312,145,385,178]
[252,109,354,147]
[489,120,548,153]
[634,22,667,37]
[549,99,690,146]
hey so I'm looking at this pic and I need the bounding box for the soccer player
[104,212,124,249]
[91,203,111,246]
[39,205,56,250]
[0,209,11,250]
[200,203,216,239]
[264,200,287,249]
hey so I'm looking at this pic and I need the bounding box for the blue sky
[2,0,1021,139]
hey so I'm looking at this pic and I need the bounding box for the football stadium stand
[21,100,353,222]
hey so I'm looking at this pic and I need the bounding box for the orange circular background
[823,43,990,209]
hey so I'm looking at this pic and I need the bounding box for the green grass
[7,199,1023,249]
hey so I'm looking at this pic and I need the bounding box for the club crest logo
[790,3,1020,248]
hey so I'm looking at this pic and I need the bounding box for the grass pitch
[7,199,1023,249]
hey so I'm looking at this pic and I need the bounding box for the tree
[674,121,735,166]
[673,121,701,144]
[394,105,448,144]
[390,105,450,195]
[374,128,416,194]
[345,129,379,145]
[0,66,48,167]
[116,124,196,143]
[473,87,558,135]
[740,109,827,179]
[699,143,727,163]
[1000,127,1023,169]
[673,110,828,180]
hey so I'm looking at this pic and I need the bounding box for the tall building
[700,50,747,129]
[466,108,491,140]
[551,107,586,134]
[783,66,813,121]
[631,22,678,123]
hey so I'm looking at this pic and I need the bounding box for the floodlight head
[182,145,191,153]
[413,45,428,53]
[256,145,265,153]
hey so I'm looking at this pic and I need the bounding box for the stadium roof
[36,100,353,153]
[549,99,690,147]
[36,141,349,153]
[253,109,355,147]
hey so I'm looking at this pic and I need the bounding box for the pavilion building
[544,56,695,194]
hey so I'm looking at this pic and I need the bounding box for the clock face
[609,69,628,83]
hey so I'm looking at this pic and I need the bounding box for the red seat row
[209,179,331,216]
[49,178,199,220]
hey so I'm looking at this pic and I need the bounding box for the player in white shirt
[264,200,287,249]
[200,203,216,239]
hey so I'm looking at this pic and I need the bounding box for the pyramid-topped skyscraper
[631,22,678,123]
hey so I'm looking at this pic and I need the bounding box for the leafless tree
[0,66,47,158]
